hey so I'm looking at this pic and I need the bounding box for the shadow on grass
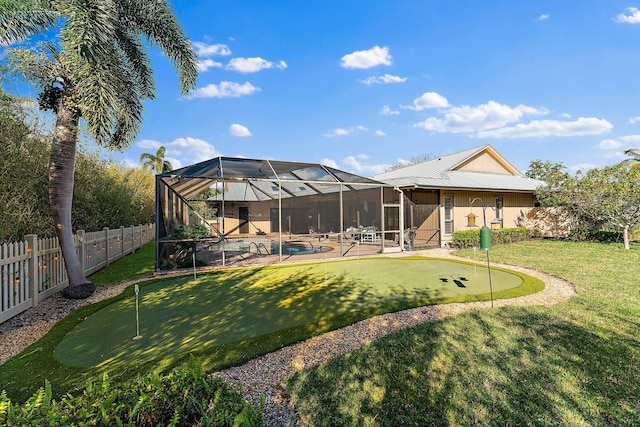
[286,306,640,426]
[0,257,541,403]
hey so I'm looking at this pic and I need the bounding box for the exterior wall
[215,201,273,236]
[456,152,513,174]
[439,190,537,246]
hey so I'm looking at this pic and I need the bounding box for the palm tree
[0,1,198,298]
[140,146,173,174]
[618,148,640,169]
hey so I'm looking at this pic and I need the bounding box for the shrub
[450,227,539,249]
[0,357,262,426]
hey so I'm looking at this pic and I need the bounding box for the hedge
[450,227,540,248]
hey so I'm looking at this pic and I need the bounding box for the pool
[223,239,331,255]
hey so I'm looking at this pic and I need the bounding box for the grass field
[0,252,541,402]
[285,240,640,426]
[55,258,525,367]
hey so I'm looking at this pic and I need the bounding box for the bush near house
[451,227,540,248]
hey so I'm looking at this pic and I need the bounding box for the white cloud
[340,45,392,69]
[403,92,450,111]
[321,158,338,168]
[343,155,390,176]
[324,125,369,137]
[374,130,386,136]
[192,42,232,57]
[415,101,546,133]
[137,139,162,149]
[360,74,407,85]
[620,134,640,144]
[598,135,640,157]
[138,137,222,168]
[197,59,223,72]
[380,105,400,115]
[325,128,351,137]
[570,163,598,172]
[186,81,260,99]
[628,116,640,123]
[229,124,252,137]
[538,14,549,21]
[475,117,613,139]
[226,57,287,73]
[616,7,640,24]
[559,112,572,119]
[598,139,623,150]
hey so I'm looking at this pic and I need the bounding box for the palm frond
[58,0,118,64]
[114,29,155,98]
[0,1,59,46]
[119,0,198,94]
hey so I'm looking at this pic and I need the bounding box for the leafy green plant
[0,357,262,426]
[169,224,210,268]
[450,227,538,248]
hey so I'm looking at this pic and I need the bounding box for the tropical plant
[140,145,173,174]
[0,1,198,298]
[618,148,640,169]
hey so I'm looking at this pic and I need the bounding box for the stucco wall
[439,190,536,246]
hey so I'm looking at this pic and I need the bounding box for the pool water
[224,239,330,255]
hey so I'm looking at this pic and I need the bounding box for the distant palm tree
[140,146,173,174]
[618,148,640,169]
[0,1,197,298]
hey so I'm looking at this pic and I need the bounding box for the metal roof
[373,145,544,192]
[158,156,387,201]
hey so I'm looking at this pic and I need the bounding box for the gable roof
[373,145,544,193]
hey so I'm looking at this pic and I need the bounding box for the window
[495,196,504,221]
[444,195,453,234]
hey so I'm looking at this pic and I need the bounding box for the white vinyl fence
[0,224,154,324]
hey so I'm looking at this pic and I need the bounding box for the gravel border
[0,250,577,426]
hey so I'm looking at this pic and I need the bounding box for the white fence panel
[0,224,154,324]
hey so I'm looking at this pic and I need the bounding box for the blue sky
[8,1,640,176]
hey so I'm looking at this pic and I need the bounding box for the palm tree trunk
[49,103,95,298]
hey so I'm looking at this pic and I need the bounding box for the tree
[617,148,640,169]
[525,159,568,182]
[384,153,434,172]
[0,1,198,298]
[537,165,640,249]
[140,146,173,174]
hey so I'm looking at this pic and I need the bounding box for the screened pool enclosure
[155,157,406,269]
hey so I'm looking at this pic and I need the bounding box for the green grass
[285,240,640,426]
[0,254,541,403]
[88,240,156,285]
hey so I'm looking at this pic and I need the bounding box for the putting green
[55,257,527,367]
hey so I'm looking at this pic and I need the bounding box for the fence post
[121,226,125,256]
[104,227,110,267]
[25,234,39,307]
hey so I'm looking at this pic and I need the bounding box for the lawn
[285,240,640,426]
[0,252,541,402]
[55,258,526,367]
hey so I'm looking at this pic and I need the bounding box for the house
[372,145,544,247]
